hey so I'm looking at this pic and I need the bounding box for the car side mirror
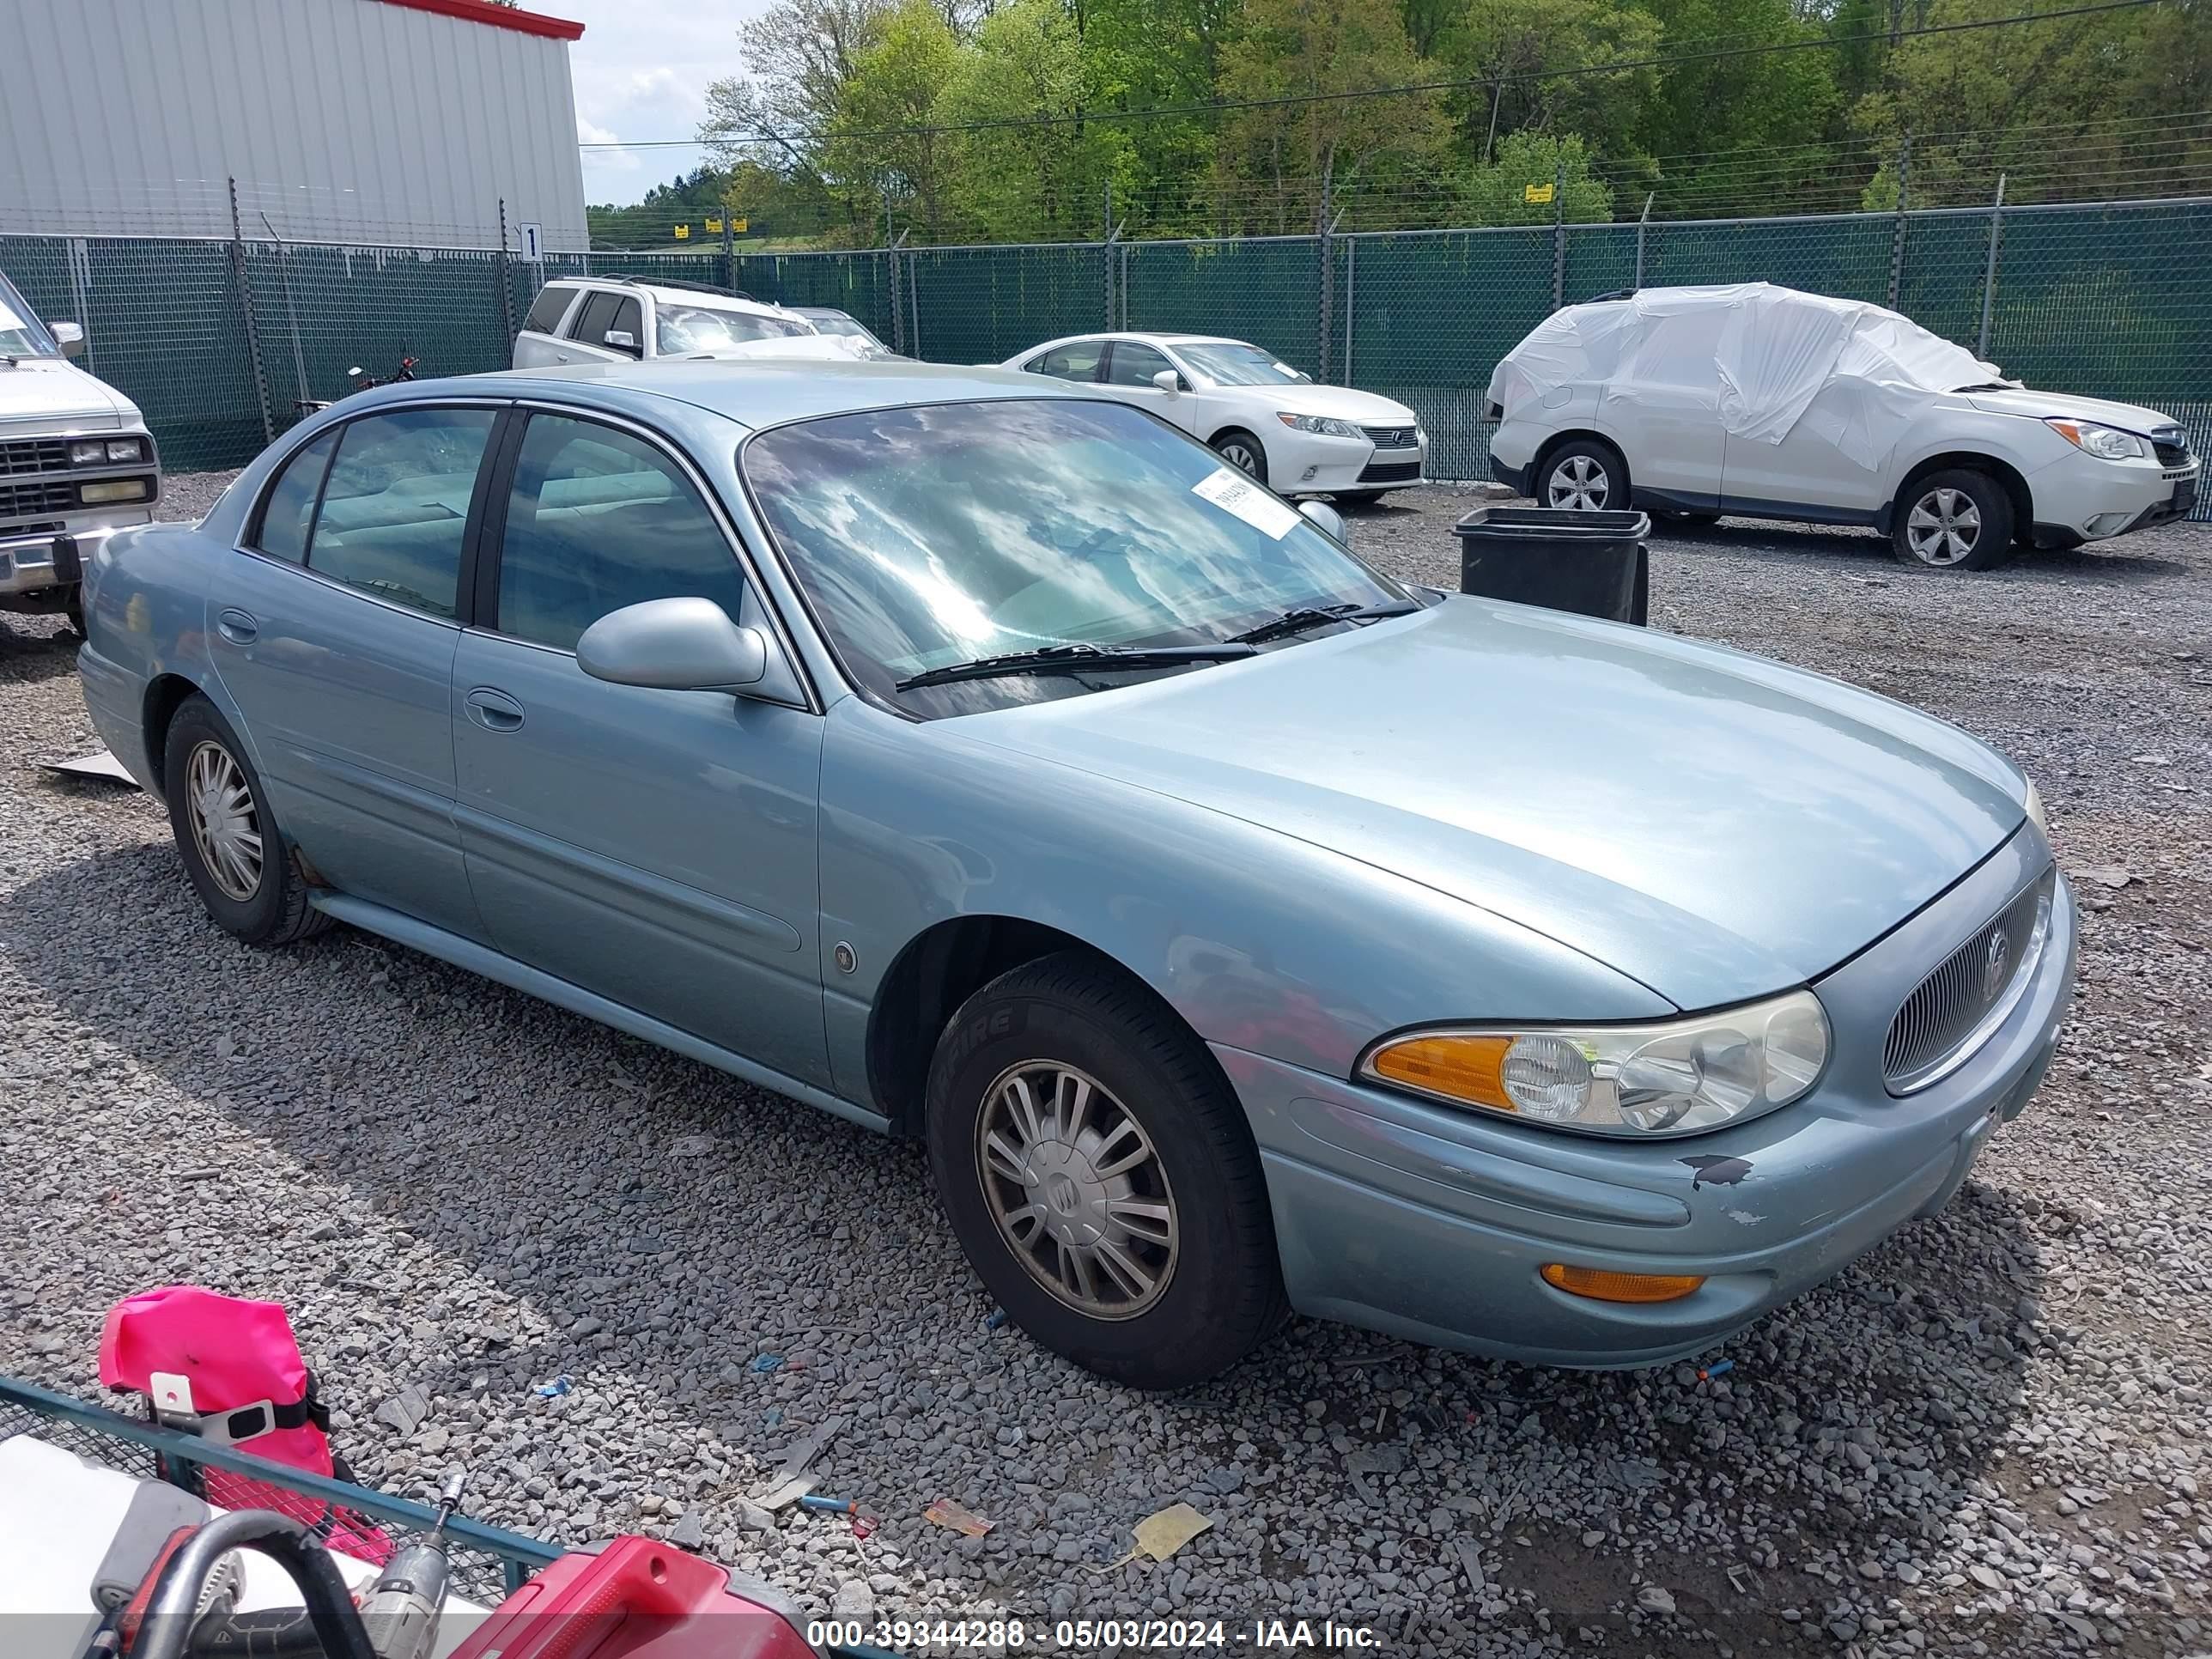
[1152,368,1183,396]
[604,329,639,354]
[577,597,768,692]
[1299,500,1348,544]
[49,320,85,357]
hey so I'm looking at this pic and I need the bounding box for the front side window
[307,408,495,618]
[655,302,811,355]
[522,284,574,336]
[744,398,1401,717]
[0,275,58,359]
[1106,342,1176,388]
[495,414,748,652]
[567,292,620,344]
[252,431,337,563]
[1174,341,1310,386]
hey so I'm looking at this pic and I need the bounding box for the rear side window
[567,292,620,343]
[252,431,337,563]
[494,413,747,651]
[523,285,574,336]
[1028,341,1103,381]
[307,408,496,618]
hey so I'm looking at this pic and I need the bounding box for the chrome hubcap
[1220,441,1261,477]
[976,1060,1177,1320]
[185,740,263,902]
[1547,453,1610,510]
[1906,488,1982,564]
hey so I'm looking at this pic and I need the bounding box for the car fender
[816,696,1673,1111]
[1877,408,2065,526]
[81,520,245,781]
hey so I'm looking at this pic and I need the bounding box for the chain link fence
[3,189,2205,519]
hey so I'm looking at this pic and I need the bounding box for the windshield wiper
[1951,381,2014,392]
[895,641,1256,691]
[1227,600,1419,646]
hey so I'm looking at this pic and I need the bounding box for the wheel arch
[1880,452,2033,536]
[867,915,1177,1140]
[141,672,208,803]
[1529,428,1628,491]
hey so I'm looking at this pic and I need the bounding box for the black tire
[1535,436,1628,513]
[1211,428,1270,486]
[64,590,86,637]
[924,951,1287,1390]
[1337,489,1390,506]
[162,695,330,946]
[1890,468,2015,571]
[1651,508,1720,528]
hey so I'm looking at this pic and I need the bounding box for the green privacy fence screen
[3,197,2205,517]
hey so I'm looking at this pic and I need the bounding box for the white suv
[1486,283,2199,570]
[514,277,823,369]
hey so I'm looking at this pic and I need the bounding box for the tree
[1461,131,1614,224]
[1426,0,1660,167]
[1215,0,1453,233]
[828,0,963,238]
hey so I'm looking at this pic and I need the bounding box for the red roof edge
[370,0,584,40]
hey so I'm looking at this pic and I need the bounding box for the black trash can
[1453,506,1650,625]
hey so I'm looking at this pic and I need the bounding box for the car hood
[959,599,2027,1011]
[1224,381,1417,424]
[1965,387,2177,433]
[0,357,135,428]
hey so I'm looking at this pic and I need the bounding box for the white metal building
[0,0,590,250]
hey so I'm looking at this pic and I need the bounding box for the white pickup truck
[1,268,160,634]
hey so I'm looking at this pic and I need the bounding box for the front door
[1595,301,1728,508]
[1098,340,1200,434]
[210,404,498,934]
[450,408,829,1087]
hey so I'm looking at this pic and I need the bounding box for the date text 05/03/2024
[805,1618,1383,1650]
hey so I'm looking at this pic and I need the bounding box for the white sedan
[1005,332,1427,501]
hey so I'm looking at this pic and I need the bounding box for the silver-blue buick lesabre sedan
[77,360,2075,1390]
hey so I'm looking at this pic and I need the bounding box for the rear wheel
[1538,438,1626,512]
[925,951,1286,1390]
[1651,508,1720,529]
[1892,468,2014,570]
[162,696,329,946]
[1212,428,1269,486]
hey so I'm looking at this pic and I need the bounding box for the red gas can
[444,1535,820,1659]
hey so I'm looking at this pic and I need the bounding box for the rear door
[1097,340,1199,434]
[513,284,579,368]
[1596,306,1727,507]
[210,403,501,935]
[449,405,829,1086]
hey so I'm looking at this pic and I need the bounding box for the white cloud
[531,0,775,204]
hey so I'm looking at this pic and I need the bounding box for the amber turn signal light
[1366,1033,1514,1110]
[1540,1263,1705,1304]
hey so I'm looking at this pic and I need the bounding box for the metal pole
[228,178,275,443]
[1342,236,1356,385]
[1316,169,1334,380]
[1551,158,1567,311]
[887,223,904,356]
[1103,179,1115,331]
[722,208,735,294]
[1635,192,1654,289]
[258,211,310,413]
[1977,172,2006,359]
[908,234,921,359]
[1887,134,1912,309]
[496,198,516,343]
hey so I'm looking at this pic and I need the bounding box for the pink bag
[100,1285,391,1564]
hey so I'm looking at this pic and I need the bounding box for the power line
[580,0,2172,152]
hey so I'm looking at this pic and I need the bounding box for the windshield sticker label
[1192,466,1301,538]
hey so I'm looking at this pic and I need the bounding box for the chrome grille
[1882,869,2053,1093]
[0,439,70,477]
[0,479,75,520]
[1362,425,1419,449]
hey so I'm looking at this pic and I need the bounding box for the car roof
[414,356,1078,432]
[547,276,790,313]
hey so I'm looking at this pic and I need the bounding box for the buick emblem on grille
[1981,930,2012,1003]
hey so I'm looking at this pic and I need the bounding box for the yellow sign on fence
[673,223,691,240]
[730,217,748,234]
[1523,182,1555,205]
[706,217,723,234]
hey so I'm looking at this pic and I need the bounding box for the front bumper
[1269,427,1428,495]
[1219,824,2075,1368]
[2027,447,2198,545]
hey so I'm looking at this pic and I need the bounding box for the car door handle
[216,608,258,646]
[553,352,572,363]
[464,687,526,732]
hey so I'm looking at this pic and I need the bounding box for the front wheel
[1212,428,1269,486]
[1892,469,2014,570]
[925,952,1286,1390]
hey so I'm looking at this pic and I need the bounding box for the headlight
[1361,990,1831,1137]
[69,440,106,465]
[106,437,146,463]
[2024,779,2047,836]
[1278,412,1364,439]
[79,478,149,505]
[2045,418,2148,461]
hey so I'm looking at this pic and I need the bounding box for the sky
[533,0,773,204]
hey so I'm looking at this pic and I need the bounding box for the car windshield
[655,302,811,354]
[805,313,879,343]
[744,398,1403,717]
[0,276,58,358]
[1173,341,1310,386]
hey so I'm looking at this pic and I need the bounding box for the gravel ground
[3,475,2209,1656]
